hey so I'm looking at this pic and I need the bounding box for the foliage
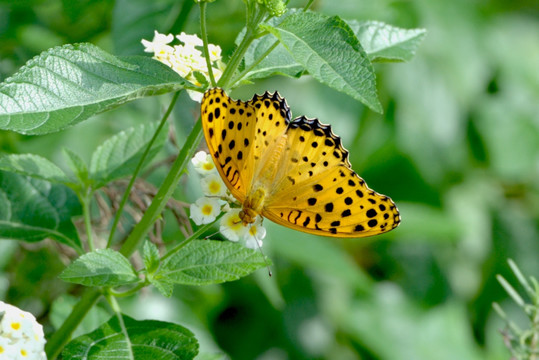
[0,0,537,359]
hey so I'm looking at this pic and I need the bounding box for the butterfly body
[201,88,400,238]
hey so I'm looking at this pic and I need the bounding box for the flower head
[141,31,224,102]
[190,197,224,225]
[0,302,46,359]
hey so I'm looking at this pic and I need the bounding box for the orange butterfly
[200,88,400,237]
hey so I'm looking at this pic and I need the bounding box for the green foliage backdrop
[0,0,538,359]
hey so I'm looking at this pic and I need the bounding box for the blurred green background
[1,0,538,359]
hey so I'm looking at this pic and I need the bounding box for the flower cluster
[141,31,224,102]
[190,151,266,249]
[0,302,46,359]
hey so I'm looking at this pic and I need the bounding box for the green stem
[119,119,203,258]
[161,212,224,262]
[82,189,95,252]
[199,1,216,87]
[218,5,265,89]
[109,281,148,298]
[107,92,180,248]
[304,0,315,10]
[45,288,101,360]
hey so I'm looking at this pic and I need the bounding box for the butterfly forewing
[201,89,290,201]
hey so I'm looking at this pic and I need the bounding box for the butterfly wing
[262,116,400,237]
[201,88,290,203]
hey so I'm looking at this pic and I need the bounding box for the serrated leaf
[143,240,160,274]
[89,123,167,187]
[244,38,304,80]
[62,314,199,360]
[158,240,268,286]
[63,148,89,183]
[263,11,382,112]
[0,171,82,250]
[151,277,174,297]
[0,43,188,135]
[348,20,427,62]
[0,154,70,184]
[59,248,139,287]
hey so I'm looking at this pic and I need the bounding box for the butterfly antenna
[254,238,272,277]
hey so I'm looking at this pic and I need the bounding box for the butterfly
[200,88,400,237]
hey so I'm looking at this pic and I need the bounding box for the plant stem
[199,1,216,87]
[107,92,180,248]
[119,119,203,258]
[45,288,101,360]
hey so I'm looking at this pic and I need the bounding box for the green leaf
[62,314,199,360]
[243,35,304,80]
[59,248,139,287]
[143,240,160,274]
[151,277,174,298]
[158,240,268,286]
[89,123,167,187]
[0,43,187,135]
[0,154,70,184]
[63,148,89,184]
[0,171,82,250]
[263,11,382,112]
[348,20,427,62]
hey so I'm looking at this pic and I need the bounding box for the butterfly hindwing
[263,116,400,237]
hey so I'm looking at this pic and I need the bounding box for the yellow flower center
[249,226,257,236]
[203,162,214,171]
[201,204,213,216]
[226,214,243,230]
[21,349,28,357]
[0,346,4,353]
[11,322,21,330]
[208,181,221,194]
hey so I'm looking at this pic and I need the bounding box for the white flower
[220,209,247,241]
[142,31,226,103]
[191,151,217,175]
[141,31,174,54]
[190,197,223,225]
[201,173,228,197]
[0,302,46,359]
[244,216,266,249]
[177,32,203,47]
[208,44,222,62]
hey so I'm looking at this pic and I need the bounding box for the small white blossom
[208,44,222,62]
[220,209,247,241]
[141,31,174,54]
[190,197,223,225]
[0,302,46,360]
[191,151,217,175]
[244,216,266,249]
[201,173,228,197]
[177,32,204,47]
